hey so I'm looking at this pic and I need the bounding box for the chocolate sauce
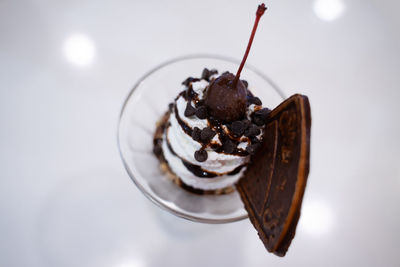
[181,160,246,178]
[174,105,193,136]
[165,135,177,157]
[182,161,217,178]
[228,164,246,175]
[179,182,207,195]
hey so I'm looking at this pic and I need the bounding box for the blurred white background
[0,0,399,266]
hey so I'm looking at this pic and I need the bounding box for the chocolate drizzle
[174,105,193,136]
[229,164,246,175]
[182,161,217,178]
[181,161,246,178]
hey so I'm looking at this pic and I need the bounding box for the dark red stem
[234,3,267,87]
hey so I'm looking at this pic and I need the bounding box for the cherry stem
[234,3,267,87]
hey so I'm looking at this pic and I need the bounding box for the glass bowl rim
[117,54,285,224]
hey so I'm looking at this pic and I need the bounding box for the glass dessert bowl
[118,54,284,223]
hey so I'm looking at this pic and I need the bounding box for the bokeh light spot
[63,34,96,66]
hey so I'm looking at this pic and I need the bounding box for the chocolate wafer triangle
[237,94,311,257]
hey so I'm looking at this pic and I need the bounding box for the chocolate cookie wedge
[237,94,311,256]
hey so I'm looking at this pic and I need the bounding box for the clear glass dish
[118,54,284,223]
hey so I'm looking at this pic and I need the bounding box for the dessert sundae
[153,4,270,194]
[151,3,311,256]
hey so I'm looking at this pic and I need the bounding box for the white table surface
[1,0,399,266]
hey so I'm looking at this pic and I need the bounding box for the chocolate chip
[182,77,200,87]
[247,96,262,106]
[210,143,219,151]
[207,116,219,126]
[223,139,236,154]
[184,102,196,117]
[256,107,271,118]
[192,127,201,142]
[200,127,216,143]
[218,132,228,143]
[242,119,252,129]
[246,143,261,155]
[241,80,248,88]
[195,99,205,108]
[153,138,163,156]
[231,121,247,137]
[195,106,208,119]
[252,108,271,126]
[153,145,162,156]
[201,68,210,81]
[210,69,218,75]
[168,103,174,112]
[244,124,261,137]
[153,138,162,147]
[185,87,197,100]
[252,116,264,126]
[194,149,208,162]
[182,77,191,87]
